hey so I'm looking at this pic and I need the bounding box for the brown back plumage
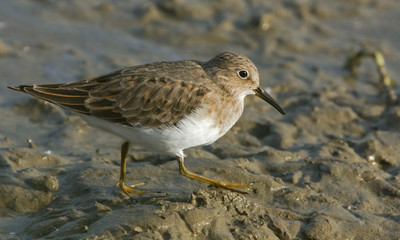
[8,60,212,129]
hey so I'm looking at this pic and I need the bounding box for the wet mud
[0,0,399,239]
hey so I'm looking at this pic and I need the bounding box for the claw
[116,179,146,197]
[178,156,251,194]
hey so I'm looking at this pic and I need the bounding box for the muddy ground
[0,0,399,239]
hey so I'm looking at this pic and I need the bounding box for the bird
[8,51,285,197]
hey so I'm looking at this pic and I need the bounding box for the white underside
[79,110,226,157]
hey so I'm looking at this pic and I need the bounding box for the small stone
[292,171,302,184]
[95,202,112,213]
[29,176,59,192]
[361,171,376,181]
[43,176,59,191]
[132,226,143,233]
[0,39,10,55]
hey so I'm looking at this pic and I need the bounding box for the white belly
[80,112,225,156]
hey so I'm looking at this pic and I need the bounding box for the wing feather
[9,60,212,129]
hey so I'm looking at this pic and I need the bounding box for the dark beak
[254,87,286,115]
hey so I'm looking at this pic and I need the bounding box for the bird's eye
[237,70,249,79]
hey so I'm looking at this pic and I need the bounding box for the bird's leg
[115,141,146,197]
[177,156,250,194]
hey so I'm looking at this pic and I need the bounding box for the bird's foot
[115,180,146,197]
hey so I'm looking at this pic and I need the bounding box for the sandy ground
[0,0,399,239]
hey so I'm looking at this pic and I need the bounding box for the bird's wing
[8,62,212,129]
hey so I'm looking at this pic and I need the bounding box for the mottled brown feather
[23,86,88,105]
[9,60,213,129]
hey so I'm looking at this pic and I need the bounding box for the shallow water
[0,0,399,239]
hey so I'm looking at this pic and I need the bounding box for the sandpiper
[8,52,285,196]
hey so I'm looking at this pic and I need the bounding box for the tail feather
[32,86,88,97]
[7,85,31,92]
[8,84,90,113]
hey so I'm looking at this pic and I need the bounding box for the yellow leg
[115,141,146,197]
[177,156,250,194]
